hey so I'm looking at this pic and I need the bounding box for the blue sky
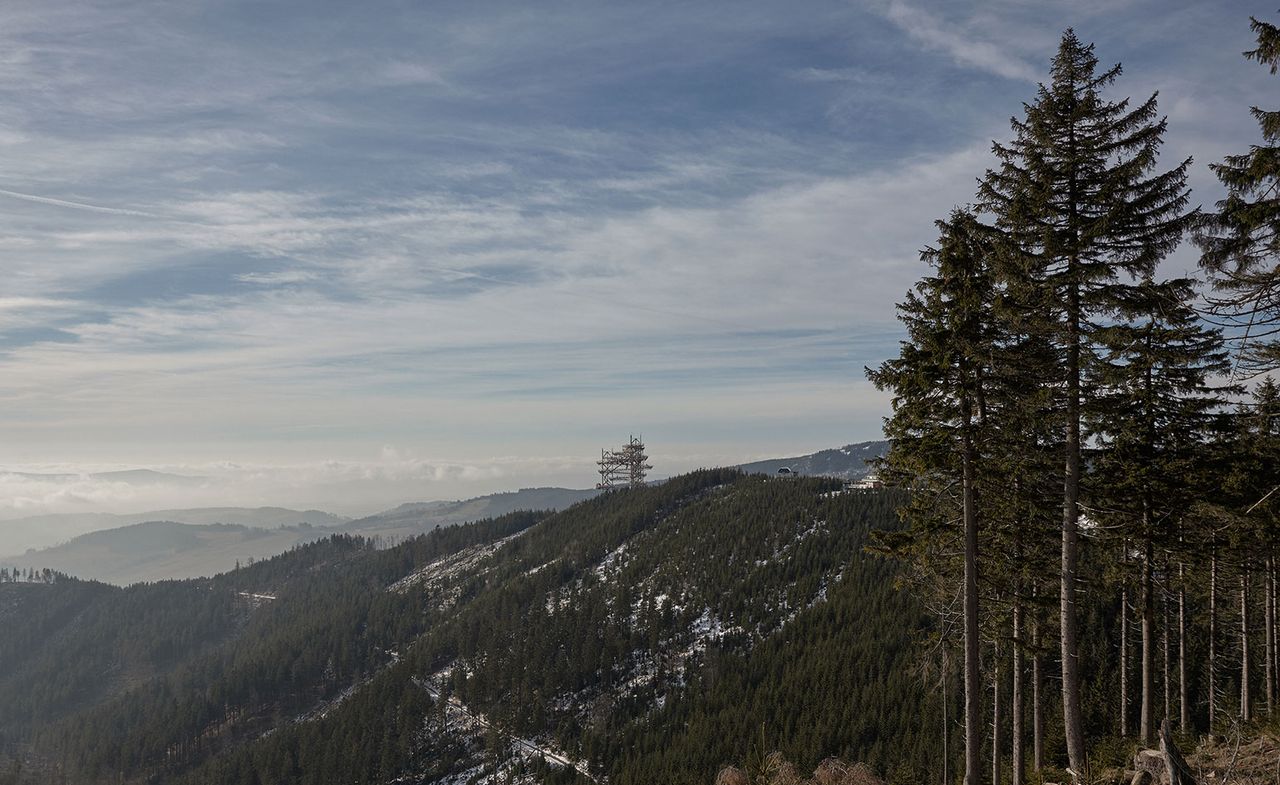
[0,0,1269,517]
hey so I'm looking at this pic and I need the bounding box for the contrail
[0,188,158,218]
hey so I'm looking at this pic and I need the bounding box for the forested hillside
[0,472,939,785]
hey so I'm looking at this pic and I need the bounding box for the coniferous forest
[868,18,1280,785]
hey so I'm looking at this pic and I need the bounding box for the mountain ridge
[2,488,600,585]
[0,506,348,558]
[735,440,887,480]
[0,470,936,785]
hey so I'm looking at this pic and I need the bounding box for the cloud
[0,188,159,217]
[881,1,1040,82]
[235,270,318,285]
[0,136,978,496]
[0,0,1259,515]
[789,67,888,85]
[380,61,450,87]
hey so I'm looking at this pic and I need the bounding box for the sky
[0,0,1271,519]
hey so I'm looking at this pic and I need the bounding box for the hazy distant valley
[0,489,594,585]
[0,443,884,586]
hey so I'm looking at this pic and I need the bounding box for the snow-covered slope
[735,440,887,480]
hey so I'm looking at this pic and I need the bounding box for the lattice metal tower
[596,435,652,489]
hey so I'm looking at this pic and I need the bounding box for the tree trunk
[1273,562,1278,712]
[993,638,1002,785]
[1163,578,1171,727]
[1141,540,1155,745]
[1179,562,1189,732]
[1013,605,1024,785]
[1242,573,1252,722]
[1120,548,1130,737]
[1033,610,1044,774]
[1210,550,1217,730]
[963,418,982,785]
[1061,285,1086,780]
[1267,555,1275,716]
[1273,561,1279,716]
[943,650,950,785]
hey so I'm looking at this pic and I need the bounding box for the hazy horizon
[0,439,882,521]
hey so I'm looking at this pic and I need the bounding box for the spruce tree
[1086,276,1233,743]
[1196,16,1280,375]
[868,208,1000,785]
[978,30,1192,776]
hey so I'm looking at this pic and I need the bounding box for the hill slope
[4,489,597,585]
[0,471,935,785]
[736,441,887,480]
[0,506,346,557]
[3,521,332,585]
[339,486,600,539]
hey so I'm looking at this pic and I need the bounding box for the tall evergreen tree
[1086,276,1233,743]
[869,208,1001,785]
[978,31,1192,776]
[1196,16,1280,375]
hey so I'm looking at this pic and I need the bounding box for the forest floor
[1097,729,1280,785]
[1185,731,1280,784]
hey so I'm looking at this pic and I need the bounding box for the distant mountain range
[1,443,888,585]
[5,520,331,586]
[0,506,346,557]
[2,489,599,585]
[337,487,600,541]
[736,440,887,480]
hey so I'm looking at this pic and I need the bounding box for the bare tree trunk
[943,650,950,785]
[1210,550,1218,730]
[1141,539,1155,745]
[963,422,982,785]
[1267,555,1275,716]
[1179,562,1189,732]
[1061,285,1086,780]
[1242,572,1252,722]
[1013,606,1024,785]
[1163,578,1171,726]
[1273,560,1279,716]
[1273,562,1278,711]
[1033,611,1044,774]
[993,638,1002,785]
[1120,547,1130,737]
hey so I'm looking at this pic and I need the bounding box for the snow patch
[388,532,526,608]
[414,671,597,783]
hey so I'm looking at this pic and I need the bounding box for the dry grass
[1186,731,1280,784]
[716,755,885,785]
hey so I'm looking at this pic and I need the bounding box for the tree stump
[1160,718,1196,785]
